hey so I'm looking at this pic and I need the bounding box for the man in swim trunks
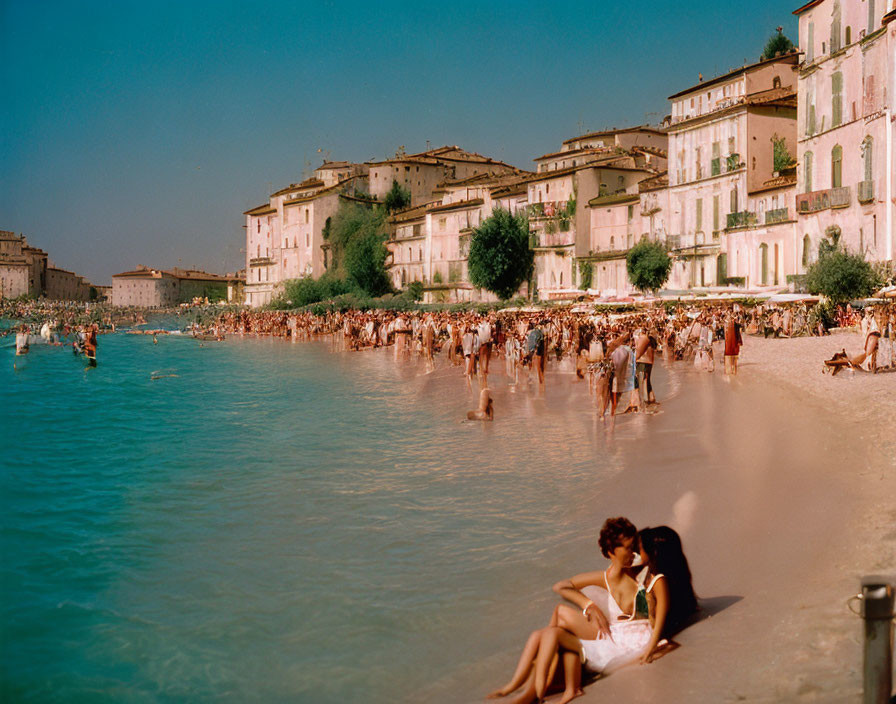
[610,333,632,415]
[477,316,493,376]
[634,328,657,406]
[526,322,546,386]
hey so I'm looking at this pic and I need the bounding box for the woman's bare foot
[486,685,513,699]
[557,687,584,704]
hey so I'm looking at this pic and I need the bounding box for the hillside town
[242,0,895,308]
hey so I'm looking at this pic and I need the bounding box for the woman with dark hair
[488,521,698,704]
[637,526,698,639]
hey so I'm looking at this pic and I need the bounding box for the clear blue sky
[1,0,799,284]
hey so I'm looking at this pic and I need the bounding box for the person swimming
[466,387,494,421]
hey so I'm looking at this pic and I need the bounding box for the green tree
[328,201,380,276]
[626,240,672,294]
[405,280,424,301]
[761,29,795,60]
[578,260,593,290]
[383,180,411,213]
[805,241,879,303]
[281,272,354,307]
[771,134,795,172]
[468,208,534,300]
[344,227,392,296]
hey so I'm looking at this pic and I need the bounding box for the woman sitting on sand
[489,519,697,704]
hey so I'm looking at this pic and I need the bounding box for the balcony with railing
[532,230,576,248]
[796,186,851,214]
[830,186,850,208]
[858,180,874,203]
[765,208,790,225]
[726,211,758,229]
[249,257,274,267]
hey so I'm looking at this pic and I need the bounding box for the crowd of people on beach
[6,297,895,388]
[202,300,894,418]
[207,304,758,418]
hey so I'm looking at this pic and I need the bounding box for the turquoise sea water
[1,331,669,703]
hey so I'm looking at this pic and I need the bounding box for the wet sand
[480,333,894,704]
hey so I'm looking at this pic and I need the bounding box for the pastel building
[111,266,240,307]
[243,163,370,307]
[793,0,895,265]
[536,126,668,173]
[386,172,531,303]
[46,266,91,301]
[367,146,518,206]
[666,52,801,289]
[528,151,657,299]
[1,230,92,300]
[0,230,38,298]
[586,191,642,294]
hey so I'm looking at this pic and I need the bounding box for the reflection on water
[1,334,674,703]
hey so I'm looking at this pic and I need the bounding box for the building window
[862,137,873,182]
[713,195,720,232]
[845,26,851,44]
[773,76,782,89]
[831,145,842,188]
[729,187,738,214]
[695,198,703,232]
[803,152,813,192]
[305,209,310,224]
[807,22,815,62]
[868,0,876,33]
[831,72,843,127]
[759,243,769,285]
[831,2,842,53]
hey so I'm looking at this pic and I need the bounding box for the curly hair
[598,516,637,558]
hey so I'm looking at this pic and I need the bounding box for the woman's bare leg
[558,649,584,704]
[488,629,543,698]
[534,627,581,699]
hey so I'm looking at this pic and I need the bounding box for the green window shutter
[713,196,720,231]
[831,145,843,188]
[696,198,703,232]
[832,73,843,127]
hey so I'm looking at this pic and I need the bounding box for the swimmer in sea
[467,387,494,421]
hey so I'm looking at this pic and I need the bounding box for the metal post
[861,575,894,704]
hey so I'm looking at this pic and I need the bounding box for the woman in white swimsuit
[489,520,697,704]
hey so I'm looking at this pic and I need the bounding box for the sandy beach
[530,330,896,704]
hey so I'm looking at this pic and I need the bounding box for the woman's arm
[640,575,670,664]
[553,571,610,638]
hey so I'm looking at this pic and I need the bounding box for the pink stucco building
[794,0,895,266]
